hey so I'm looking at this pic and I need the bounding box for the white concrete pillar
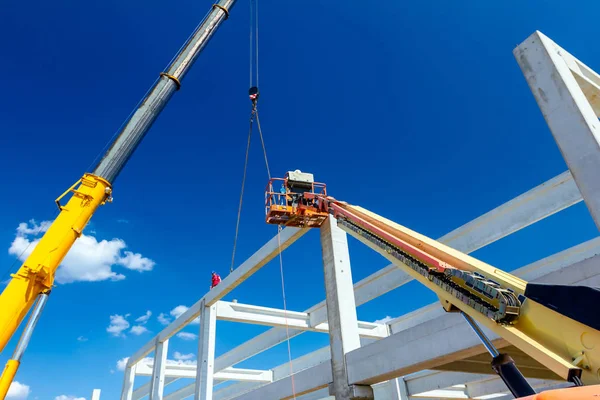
[150,339,169,400]
[120,364,137,400]
[397,378,409,400]
[515,31,600,229]
[194,300,217,400]
[321,216,373,400]
[91,389,101,400]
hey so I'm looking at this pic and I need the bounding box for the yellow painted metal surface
[0,174,111,352]
[0,360,19,399]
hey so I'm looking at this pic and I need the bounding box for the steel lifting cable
[229,0,260,273]
[255,110,270,180]
[228,0,297,396]
[230,0,268,272]
[249,0,254,88]
[249,0,259,89]
[229,111,254,273]
[276,225,297,398]
[254,92,297,400]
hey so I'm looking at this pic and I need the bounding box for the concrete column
[321,216,373,400]
[91,389,101,400]
[120,364,136,400]
[397,378,409,400]
[194,300,217,400]
[515,31,600,229]
[150,339,169,400]
[387,379,407,400]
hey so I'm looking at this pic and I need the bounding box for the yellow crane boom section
[0,174,110,396]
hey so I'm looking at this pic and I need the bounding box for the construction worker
[210,271,221,290]
[279,184,287,206]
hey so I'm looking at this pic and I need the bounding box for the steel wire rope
[229,110,254,273]
[228,0,296,396]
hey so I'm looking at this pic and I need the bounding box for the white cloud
[77,336,88,342]
[157,313,171,325]
[116,357,130,371]
[117,219,129,224]
[155,305,199,327]
[55,396,85,400]
[173,352,194,361]
[16,219,51,236]
[119,251,154,272]
[107,314,130,337]
[176,332,197,341]
[7,381,30,399]
[170,305,199,324]
[130,325,149,335]
[8,220,155,284]
[373,316,393,325]
[135,310,152,324]
[170,305,188,318]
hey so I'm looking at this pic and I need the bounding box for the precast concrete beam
[216,300,387,339]
[515,31,600,228]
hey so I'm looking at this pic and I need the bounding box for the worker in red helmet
[210,271,221,290]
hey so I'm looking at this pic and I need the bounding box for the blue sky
[1,0,600,398]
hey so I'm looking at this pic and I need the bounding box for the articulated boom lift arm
[0,1,236,397]
[265,170,600,398]
[266,176,600,398]
[329,200,600,395]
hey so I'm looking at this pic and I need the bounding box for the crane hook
[249,86,259,105]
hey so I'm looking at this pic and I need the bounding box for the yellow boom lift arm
[0,1,236,397]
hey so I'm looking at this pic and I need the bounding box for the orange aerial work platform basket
[265,170,329,228]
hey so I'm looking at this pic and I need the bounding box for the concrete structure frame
[109,31,600,400]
